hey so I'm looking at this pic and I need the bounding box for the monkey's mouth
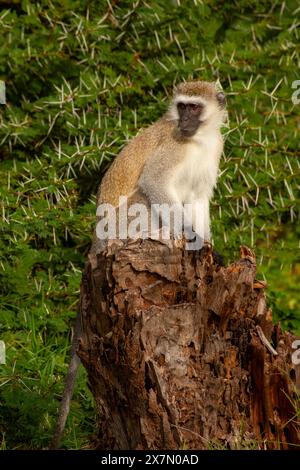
[180,121,204,137]
[180,128,195,137]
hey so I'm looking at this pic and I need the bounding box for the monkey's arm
[138,147,181,206]
[138,151,202,247]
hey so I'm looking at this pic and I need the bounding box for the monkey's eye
[177,102,186,111]
[189,103,202,113]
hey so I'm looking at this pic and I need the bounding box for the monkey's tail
[49,312,82,450]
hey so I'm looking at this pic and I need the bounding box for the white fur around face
[168,95,225,129]
[173,94,207,106]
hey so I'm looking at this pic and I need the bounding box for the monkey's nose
[180,117,189,126]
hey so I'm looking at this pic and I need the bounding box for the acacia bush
[0,0,299,449]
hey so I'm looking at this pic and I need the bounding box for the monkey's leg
[49,311,81,449]
[203,198,211,242]
[177,199,205,250]
[191,198,211,242]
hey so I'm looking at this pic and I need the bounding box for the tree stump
[78,238,300,450]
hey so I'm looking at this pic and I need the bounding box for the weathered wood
[78,239,300,450]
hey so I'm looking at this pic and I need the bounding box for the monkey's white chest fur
[171,136,219,204]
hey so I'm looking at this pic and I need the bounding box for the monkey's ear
[216,91,226,108]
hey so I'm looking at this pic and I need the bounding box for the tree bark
[78,238,300,450]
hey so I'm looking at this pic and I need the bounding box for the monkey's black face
[177,102,203,137]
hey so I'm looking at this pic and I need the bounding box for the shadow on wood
[78,239,300,450]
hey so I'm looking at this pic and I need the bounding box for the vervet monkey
[93,80,226,251]
[50,80,226,448]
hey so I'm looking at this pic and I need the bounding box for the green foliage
[0,0,299,449]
